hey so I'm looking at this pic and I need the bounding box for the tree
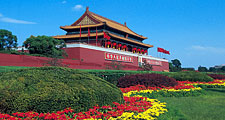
[170,59,182,72]
[23,35,66,58]
[198,66,208,72]
[209,67,217,72]
[0,29,18,50]
[171,59,181,68]
[221,66,225,72]
[140,60,153,71]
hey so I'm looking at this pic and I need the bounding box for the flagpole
[88,27,90,44]
[96,27,97,46]
[80,24,81,43]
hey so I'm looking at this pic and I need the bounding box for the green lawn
[158,88,225,120]
[0,66,29,72]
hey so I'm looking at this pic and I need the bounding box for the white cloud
[0,13,36,24]
[191,45,225,54]
[72,5,84,11]
[62,0,67,4]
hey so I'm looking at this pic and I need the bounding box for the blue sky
[0,0,225,69]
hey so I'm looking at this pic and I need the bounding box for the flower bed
[121,84,203,98]
[207,74,225,80]
[5,79,224,119]
[178,80,225,88]
[0,96,167,120]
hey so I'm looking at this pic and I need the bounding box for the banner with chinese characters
[142,58,162,66]
[105,52,133,62]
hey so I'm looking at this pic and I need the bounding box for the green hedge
[117,73,178,88]
[0,67,124,113]
[168,71,214,82]
[84,69,170,85]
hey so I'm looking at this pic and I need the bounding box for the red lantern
[107,41,111,45]
[133,48,137,51]
[118,43,122,50]
[113,43,117,46]
[137,48,140,52]
[141,49,144,53]
[144,50,147,53]
[123,45,127,48]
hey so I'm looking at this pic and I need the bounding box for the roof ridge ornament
[124,22,127,27]
[86,6,89,12]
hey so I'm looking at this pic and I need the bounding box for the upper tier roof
[60,7,147,39]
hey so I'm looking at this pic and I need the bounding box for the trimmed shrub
[86,70,170,85]
[0,67,124,113]
[168,71,214,82]
[207,74,225,80]
[117,73,178,88]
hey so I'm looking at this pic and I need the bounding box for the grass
[158,88,225,120]
[1,66,225,119]
[0,66,167,74]
[0,66,30,72]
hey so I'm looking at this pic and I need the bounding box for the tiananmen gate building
[52,7,169,71]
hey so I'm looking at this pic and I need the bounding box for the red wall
[0,47,169,71]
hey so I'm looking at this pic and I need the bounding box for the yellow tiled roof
[89,12,147,39]
[53,32,152,48]
[60,8,147,39]
[60,23,104,29]
[53,32,104,39]
[108,33,153,48]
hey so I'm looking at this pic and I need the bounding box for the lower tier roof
[53,32,153,48]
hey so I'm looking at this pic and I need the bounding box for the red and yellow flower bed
[4,79,224,119]
[121,84,202,98]
[0,82,206,120]
[0,96,167,120]
[178,79,225,88]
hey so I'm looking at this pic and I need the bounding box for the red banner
[157,47,164,52]
[157,47,170,55]
[88,27,90,37]
[103,32,111,40]
[105,53,133,62]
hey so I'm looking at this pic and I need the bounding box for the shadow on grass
[205,88,225,93]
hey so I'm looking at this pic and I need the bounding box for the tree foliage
[171,59,181,68]
[169,59,182,72]
[198,66,208,72]
[0,29,18,50]
[140,60,153,71]
[23,35,66,58]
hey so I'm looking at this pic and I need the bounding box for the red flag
[103,32,111,40]
[157,47,164,52]
[158,47,170,55]
[88,27,90,37]
[80,25,81,38]
[165,50,170,55]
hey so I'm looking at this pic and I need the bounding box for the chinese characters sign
[105,52,133,62]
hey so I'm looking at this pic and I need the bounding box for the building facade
[53,7,169,71]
